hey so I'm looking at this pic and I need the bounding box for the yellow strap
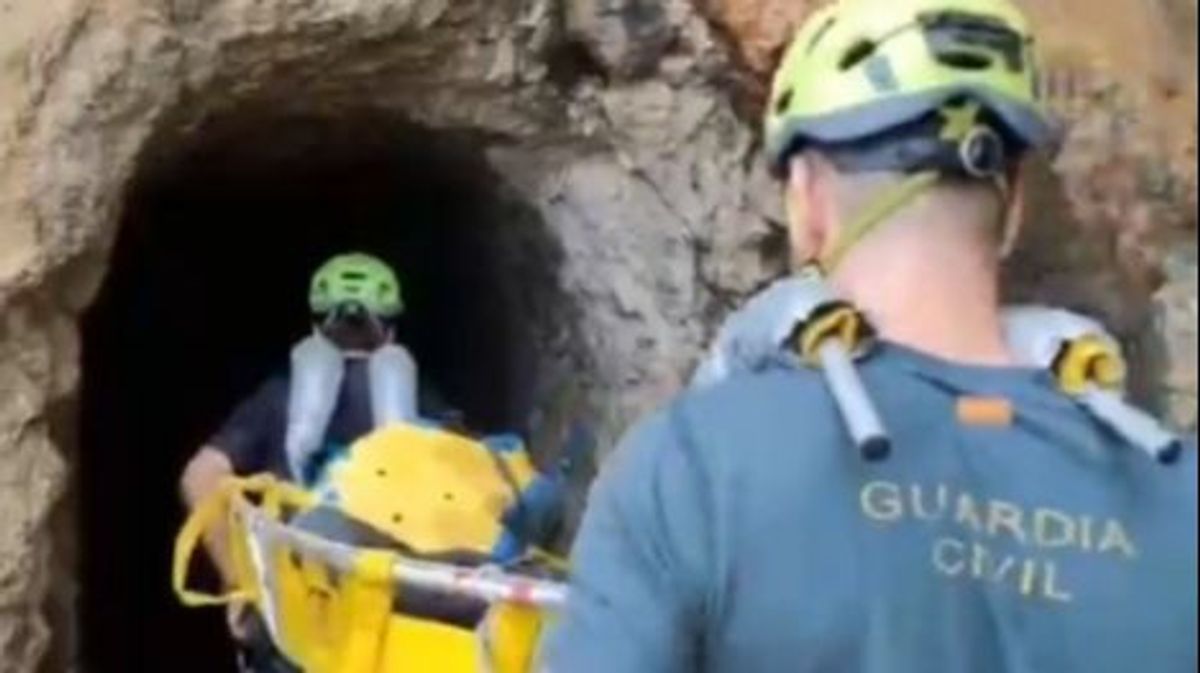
[261,475,288,518]
[820,171,941,271]
[485,603,546,673]
[172,475,315,608]
[797,305,865,364]
[337,550,395,673]
[524,547,570,576]
[172,479,254,607]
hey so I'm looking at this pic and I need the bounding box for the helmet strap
[818,169,1012,272]
[998,185,1021,259]
[819,170,940,271]
[817,102,1014,272]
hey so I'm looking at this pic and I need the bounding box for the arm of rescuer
[179,378,280,587]
[179,446,241,585]
[538,408,715,673]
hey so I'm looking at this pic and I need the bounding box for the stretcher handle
[240,501,570,609]
[818,341,891,461]
[1080,387,1184,464]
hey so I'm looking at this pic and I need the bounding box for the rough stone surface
[0,1,769,668]
[0,301,69,670]
[1154,247,1199,430]
[565,0,676,78]
[0,0,1194,669]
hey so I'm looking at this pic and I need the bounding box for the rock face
[0,0,775,668]
[0,0,1193,670]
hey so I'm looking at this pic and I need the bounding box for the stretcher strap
[173,478,254,607]
[173,476,315,608]
[336,550,395,673]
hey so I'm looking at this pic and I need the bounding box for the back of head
[811,159,1008,255]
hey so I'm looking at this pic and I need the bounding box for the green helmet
[308,253,404,319]
[764,0,1056,176]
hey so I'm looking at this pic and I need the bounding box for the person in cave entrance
[179,251,461,670]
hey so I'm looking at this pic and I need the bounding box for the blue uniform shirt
[543,343,1197,673]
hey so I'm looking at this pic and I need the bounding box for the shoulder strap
[367,343,419,427]
[1002,305,1182,464]
[697,269,891,461]
[287,332,346,483]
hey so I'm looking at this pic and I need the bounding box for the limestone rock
[1154,249,1199,431]
[0,0,1194,669]
[0,1,762,666]
[566,0,675,79]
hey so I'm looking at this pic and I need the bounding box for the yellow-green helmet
[309,253,404,319]
[764,0,1057,176]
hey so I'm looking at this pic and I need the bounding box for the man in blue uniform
[542,0,1198,671]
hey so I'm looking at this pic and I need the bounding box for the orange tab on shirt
[956,396,1014,428]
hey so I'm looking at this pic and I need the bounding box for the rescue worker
[542,0,1197,671]
[180,252,422,669]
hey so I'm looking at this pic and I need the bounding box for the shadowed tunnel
[77,110,567,671]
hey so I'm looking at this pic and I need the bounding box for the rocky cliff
[0,0,1194,670]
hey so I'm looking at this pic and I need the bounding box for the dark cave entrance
[76,110,570,671]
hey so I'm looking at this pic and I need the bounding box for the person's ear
[999,161,1027,260]
[785,154,832,269]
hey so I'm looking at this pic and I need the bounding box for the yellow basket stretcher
[172,475,567,673]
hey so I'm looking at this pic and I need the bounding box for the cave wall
[0,1,774,667]
[0,0,1195,670]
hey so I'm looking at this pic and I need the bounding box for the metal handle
[239,502,570,609]
[818,342,891,461]
[1079,387,1183,464]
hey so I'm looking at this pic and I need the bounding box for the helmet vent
[774,88,794,114]
[839,40,877,71]
[936,50,993,71]
[919,10,1025,72]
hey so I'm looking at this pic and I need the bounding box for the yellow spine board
[483,603,549,673]
[329,425,532,556]
[173,454,557,673]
